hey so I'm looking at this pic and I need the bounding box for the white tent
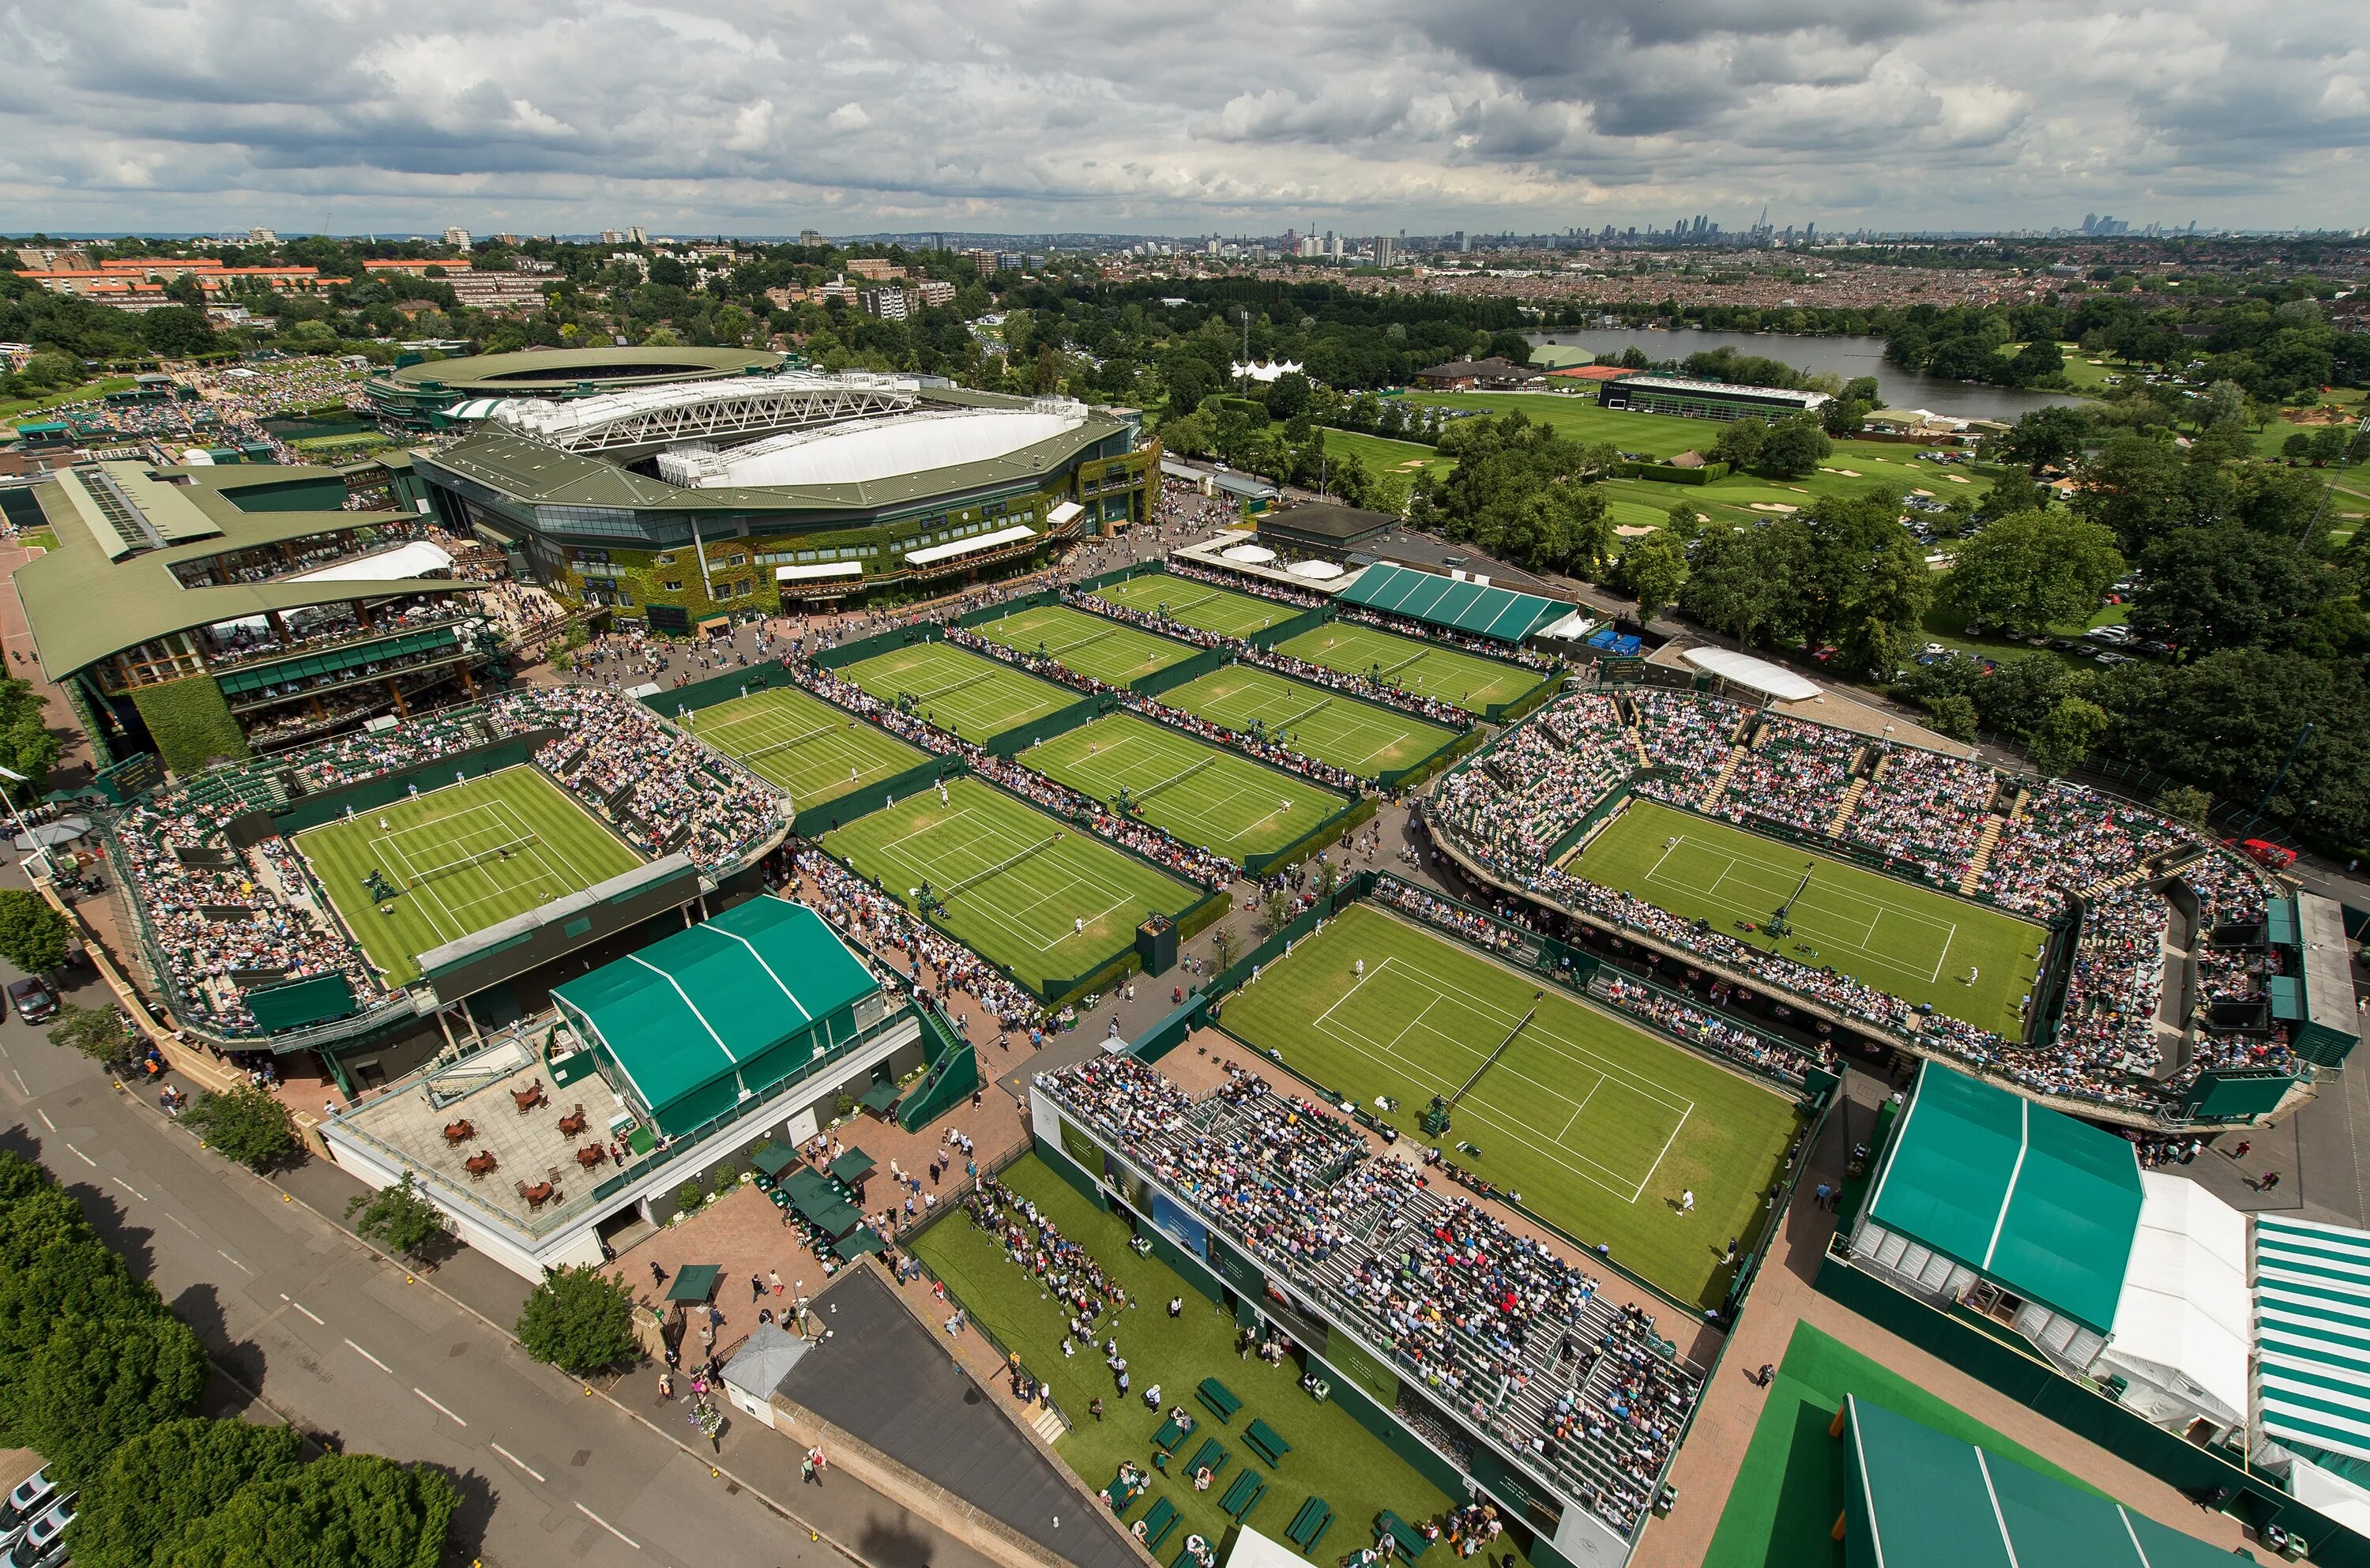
[1286,559,1345,581]
[1224,1527,1304,1568]
[1228,360,1304,384]
[2290,1456,2370,1540]
[1680,645,1822,701]
[2090,1172,2251,1439]
[1221,543,1277,565]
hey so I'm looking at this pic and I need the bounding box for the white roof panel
[288,540,455,584]
[2092,1171,2250,1431]
[668,404,1088,489]
[774,560,863,581]
[905,525,1036,566]
[1680,645,1822,701]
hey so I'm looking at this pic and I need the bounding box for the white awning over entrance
[905,525,1036,567]
[1680,645,1823,701]
[773,561,863,582]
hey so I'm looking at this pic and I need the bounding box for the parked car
[3,1492,73,1568]
[0,1470,54,1552]
[2094,650,2136,666]
[2083,624,2132,645]
[6,978,57,1026]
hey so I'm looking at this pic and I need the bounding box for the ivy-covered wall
[130,676,253,776]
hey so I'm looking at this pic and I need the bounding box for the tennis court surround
[1158,664,1458,780]
[1021,713,1345,863]
[837,641,1075,746]
[1218,902,1798,1307]
[295,765,643,987]
[968,603,1199,688]
[1575,799,2045,1036]
[822,774,1203,998]
[687,683,927,811]
[1275,621,1547,716]
[1090,573,1303,639]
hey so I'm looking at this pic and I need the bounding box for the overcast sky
[0,0,2361,239]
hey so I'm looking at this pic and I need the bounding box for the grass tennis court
[1158,665,1458,780]
[1575,800,2045,1036]
[1091,572,1304,638]
[684,683,927,814]
[1274,621,1547,715]
[836,640,1075,746]
[822,774,1202,998]
[295,765,643,987]
[1706,1322,2098,1568]
[967,602,1198,688]
[1217,903,1799,1307]
[1021,713,1344,864]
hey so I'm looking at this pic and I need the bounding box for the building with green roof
[17,460,496,770]
[1333,560,1567,645]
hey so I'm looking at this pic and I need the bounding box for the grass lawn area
[1273,623,1547,716]
[1092,573,1304,639]
[1575,800,2045,1036]
[1704,1320,2099,1568]
[14,529,57,552]
[683,683,927,821]
[837,640,1076,746]
[0,377,137,424]
[295,765,644,987]
[1158,666,1459,780]
[1311,427,1458,481]
[969,602,1200,687]
[822,775,1201,998]
[912,1152,1490,1561]
[1216,904,1801,1307]
[1021,713,1345,864]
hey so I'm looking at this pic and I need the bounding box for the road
[0,866,994,1568]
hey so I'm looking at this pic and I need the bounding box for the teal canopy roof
[1334,562,1563,644]
[2256,1213,2370,1464]
[552,896,878,1132]
[1865,1064,2142,1333]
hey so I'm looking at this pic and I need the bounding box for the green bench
[1103,1472,1146,1514]
[1243,1417,1292,1468]
[1138,1497,1179,1552]
[1220,1468,1268,1521]
[1153,1412,1196,1453]
[1197,1377,1243,1423]
[1376,1510,1431,1559]
[1183,1437,1228,1483]
[1285,1497,1334,1555]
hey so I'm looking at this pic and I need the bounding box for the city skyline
[0,0,2361,238]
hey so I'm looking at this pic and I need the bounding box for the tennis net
[1048,626,1115,658]
[1377,649,1430,679]
[1272,696,1334,731]
[738,723,837,765]
[942,833,1063,898]
[912,670,995,705]
[1168,588,1221,613]
[1132,754,1214,803]
[408,833,540,886]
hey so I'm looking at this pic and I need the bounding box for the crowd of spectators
[527,687,780,870]
[1039,1053,1702,1537]
[790,844,1041,1028]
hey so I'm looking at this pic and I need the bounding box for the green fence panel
[983,694,1107,758]
[897,1019,980,1131]
[1487,670,1565,726]
[641,661,806,717]
[1075,559,1172,595]
[812,622,943,671]
[788,756,957,837]
[1247,605,1330,650]
[954,588,1063,629]
[269,734,543,833]
[1375,724,1482,795]
[1242,794,1377,880]
[1131,642,1233,698]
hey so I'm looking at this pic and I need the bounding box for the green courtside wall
[1844,1395,2235,1568]
[1335,562,1563,644]
[2254,1214,2370,1464]
[1864,1063,2142,1333]
[551,895,879,1136]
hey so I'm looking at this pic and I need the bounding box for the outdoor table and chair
[441,1119,475,1145]
[463,1149,498,1179]
[516,1178,558,1211]
[557,1104,589,1137]
[1243,1418,1291,1468]
[575,1144,608,1169]
[511,1078,547,1115]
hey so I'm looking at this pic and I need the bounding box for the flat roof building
[1597,374,1830,421]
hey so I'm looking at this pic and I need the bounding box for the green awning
[833,1227,885,1262]
[1845,1394,2234,1568]
[1334,562,1563,645]
[1864,1065,2142,1332]
[213,626,461,697]
[829,1149,877,1185]
[809,1201,863,1239]
[2256,1215,2370,1464]
[665,1263,723,1303]
[2270,975,2308,1021]
[752,1144,801,1179]
[2267,896,2303,947]
[857,1080,901,1114]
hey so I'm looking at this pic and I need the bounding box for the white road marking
[65,1142,96,1166]
[413,1387,468,1426]
[166,1213,200,1237]
[280,1294,325,1325]
[346,1339,393,1373]
[113,1175,148,1202]
[12,1069,26,1095]
[490,1442,546,1483]
[576,1503,640,1548]
[36,1108,54,1130]
[216,1249,253,1273]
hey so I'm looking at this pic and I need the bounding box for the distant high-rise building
[599,229,626,245]
[443,227,472,251]
[627,226,648,246]
[247,226,278,244]
[799,228,826,246]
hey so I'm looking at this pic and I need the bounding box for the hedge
[131,678,251,776]
[1616,459,1730,485]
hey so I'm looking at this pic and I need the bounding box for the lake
[1526,328,2090,423]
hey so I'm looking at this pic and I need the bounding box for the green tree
[0,888,70,974]
[1941,510,2126,637]
[2028,698,2110,776]
[1209,924,1238,976]
[1756,417,1832,479]
[2197,379,2249,430]
[151,1452,459,1568]
[2132,525,2327,656]
[71,1418,307,1568]
[344,1174,446,1265]
[2005,339,2065,387]
[1616,532,1688,626]
[0,677,64,802]
[515,1264,640,1376]
[1999,405,2090,473]
[1263,371,1311,421]
[2155,784,2214,827]
[138,306,216,359]
[47,1002,127,1063]
[183,1084,304,1172]
[1929,694,1980,741]
[17,1313,210,1483]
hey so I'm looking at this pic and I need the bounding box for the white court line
[1556,1077,1603,1144]
[1314,957,1392,1027]
[1635,1104,1693,1204]
[576,1503,640,1548]
[491,1442,546,1483]
[346,1339,393,1373]
[413,1387,468,1426]
[280,1294,325,1325]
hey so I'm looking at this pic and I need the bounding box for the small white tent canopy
[1286,559,1345,581]
[2090,1171,2251,1439]
[1680,645,1822,701]
[289,540,456,583]
[1224,1528,1304,1568]
[1221,543,1278,565]
[2290,1457,2370,1540]
[1536,609,1600,642]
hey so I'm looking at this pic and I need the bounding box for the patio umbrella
[13,818,88,850]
